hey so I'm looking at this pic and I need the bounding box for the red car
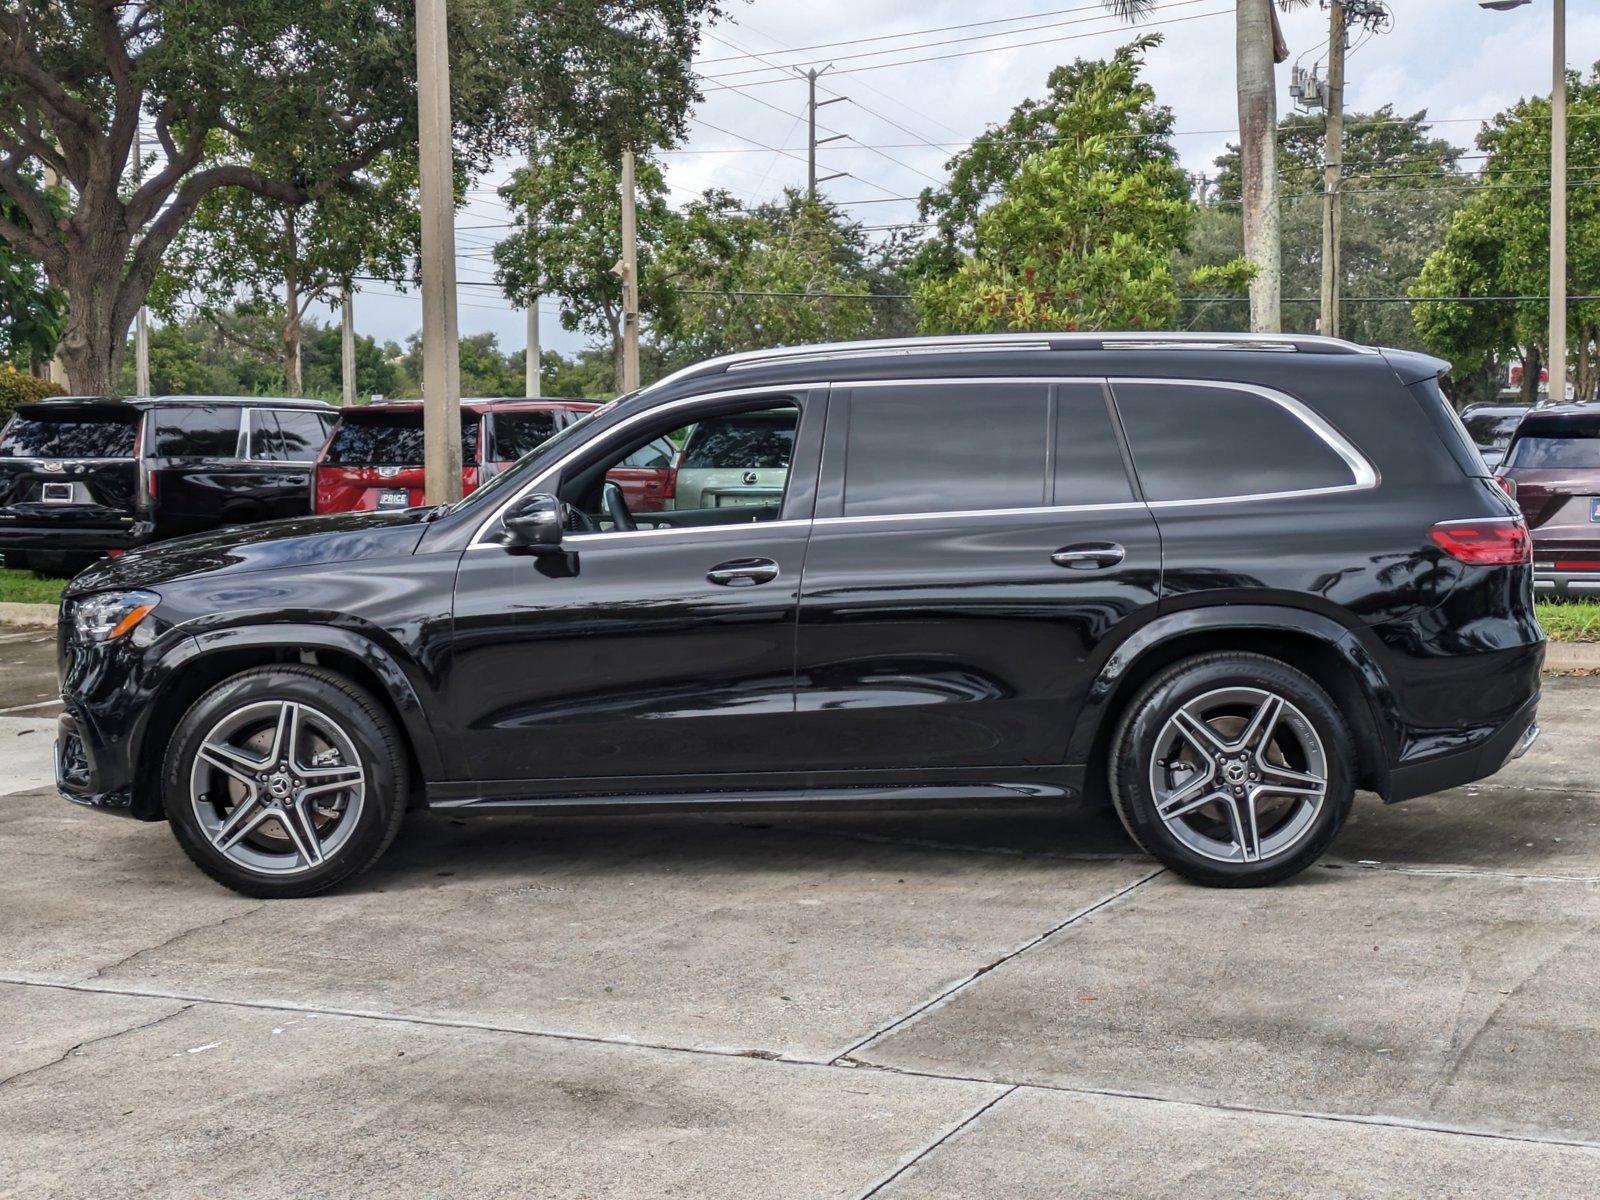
[1495,405,1600,598]
[315,399,599,514]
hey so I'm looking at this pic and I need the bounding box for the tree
[0,179,63,370]
[654,190,881,365]
[152,152,418,396]
[493,141,677,391]
[1412,70,1600,404]
[0,1,723,394]
[910,39,1251,334]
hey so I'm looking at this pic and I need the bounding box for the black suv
[54,335,1542,896]
[0,395,336,572]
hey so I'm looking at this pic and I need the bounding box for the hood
[66,509,433,597]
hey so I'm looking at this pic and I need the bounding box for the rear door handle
[1051,542,1126,570]
[707,557,780,587]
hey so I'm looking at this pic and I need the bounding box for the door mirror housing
[501,493,564,554]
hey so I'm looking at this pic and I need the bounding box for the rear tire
[162,665,408,898]
[1109,652,1354,887]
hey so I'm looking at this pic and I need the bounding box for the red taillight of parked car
[1492,474,1516,502]
[1428,516,1532,566]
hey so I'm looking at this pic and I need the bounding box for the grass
[0,568,66,606]
[1539,599,1600,643]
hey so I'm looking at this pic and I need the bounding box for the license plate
[376,488,411,510]
[40,482,73,504]
[1590,498,1600,522]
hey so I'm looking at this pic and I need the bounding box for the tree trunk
[56,249,131,396]
[1236,0,1281,334]
[282,213,304,396]
[1520,345,1542,406]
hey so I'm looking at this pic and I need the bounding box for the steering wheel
[602,480,637,532]
[561,501,599,533]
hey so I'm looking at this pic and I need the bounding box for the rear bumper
[1533,567,1600,597]
[0,521,151,555]
[1385,691,1541,803]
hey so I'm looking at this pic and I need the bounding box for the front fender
[1066,603,1400,788]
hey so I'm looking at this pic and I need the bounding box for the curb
[1545,641,1600,671]
[0,602,56,630]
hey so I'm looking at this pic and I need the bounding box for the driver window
[558,401,799,534]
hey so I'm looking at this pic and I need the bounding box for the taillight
[1493,474,1516,502]
[1428,516,1531,566]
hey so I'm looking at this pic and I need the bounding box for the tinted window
[682,413,793,469]
[0,413,139,458]
[1054,384,1135,504]
[1464,412,1524,450]
[842,384,1049,517]
[251,409,333,461]
[491,411,560,461]
[324,411,479,466]
[1113,383,1356,502]
[1506,435,1600,469]
[153,405,241,457]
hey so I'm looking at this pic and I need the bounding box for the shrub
[0,366,64,428]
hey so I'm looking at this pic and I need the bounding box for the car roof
[22,394,336,411]
[341,397,595,417]
[1461,405,1530,418]
[1511,405,1600,434]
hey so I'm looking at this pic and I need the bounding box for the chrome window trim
[466,374,1378,549]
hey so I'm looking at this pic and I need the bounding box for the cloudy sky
[347,0,1600,362]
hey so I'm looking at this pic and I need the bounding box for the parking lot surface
[2,637,1597,1197]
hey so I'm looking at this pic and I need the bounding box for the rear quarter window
[0,412,139,458]
[153,405,242,457]
[1112,382,1360,503]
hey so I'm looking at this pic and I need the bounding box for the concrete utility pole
[524,143,541,398]
[415,0,463,503]
[39,164,67,387]
[132,121,150,397]
[802,66,847,202]
[618,149,640,393]
[1550,0,1568,401]
[341,287,356,406]
[1237,0,1283,333]
[1318,1,1346,339]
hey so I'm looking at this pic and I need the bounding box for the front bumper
[1386,691,1541,803]
[55,706,140,817]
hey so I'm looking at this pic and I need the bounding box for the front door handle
[707,557,780,587]
[1051,542,1126,570]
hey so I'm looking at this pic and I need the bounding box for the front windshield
[444,398,620,515]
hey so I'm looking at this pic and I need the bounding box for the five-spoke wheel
[1111,653,1354,887]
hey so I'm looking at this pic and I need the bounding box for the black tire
[162,665,408,898]
[1109,652,1354,888]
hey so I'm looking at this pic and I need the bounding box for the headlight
[71,590,160,643]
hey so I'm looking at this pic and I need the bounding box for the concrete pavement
[1,654,1597,1196]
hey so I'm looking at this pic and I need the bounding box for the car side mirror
[502,493,564,554]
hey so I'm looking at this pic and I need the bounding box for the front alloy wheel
[164,666,408,897]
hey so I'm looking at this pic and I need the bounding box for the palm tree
[1103,0,1310,333]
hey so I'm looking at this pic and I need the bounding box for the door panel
[450,524,810,783]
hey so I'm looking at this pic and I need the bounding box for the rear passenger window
[251,409,332,461]
[1054,383,1135,505]
[152,406,241,457]
[842,384,1050,517]
[1112,382,1357,502]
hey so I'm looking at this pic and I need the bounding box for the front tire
[162,666,408,898]
[1109,652,1354,887]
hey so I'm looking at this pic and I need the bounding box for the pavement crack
[827,867,1165,1065]
[853,1085,1019,1199]
[79,903,267,984]
[0,1003,193,1091]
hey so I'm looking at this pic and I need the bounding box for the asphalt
[1,642,1597,1197]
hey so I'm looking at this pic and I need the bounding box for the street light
[1480,0,1567,402]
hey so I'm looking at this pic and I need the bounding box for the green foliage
[0,365,64,427]
[397,331,525,399]
[0,183,65,368]
[1412,70,1600,401]
[1538,601,1600,644]
[910,38,1249,333]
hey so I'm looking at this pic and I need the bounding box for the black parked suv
[0,395,335,572]
[54,334,1542,896]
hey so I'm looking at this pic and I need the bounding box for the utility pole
[524,144,541,398]
[1237,0,1282,333]
[131,118,150,396]
[802,66,848,202]
[415,0,463,503]
[1550,0,1567,402]
[617,148,640,393]
[341,287,356,406]
[1318,1,1346,339]
[39,163,67,387]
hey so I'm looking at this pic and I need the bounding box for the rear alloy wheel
[164,666,407,897]
[1110,653,1354,887]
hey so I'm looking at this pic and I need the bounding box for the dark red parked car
[1496,405,1600,598]
[314,399,597,514]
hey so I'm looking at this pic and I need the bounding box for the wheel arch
[1071,605,1398,799]
[129,624,444,821]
